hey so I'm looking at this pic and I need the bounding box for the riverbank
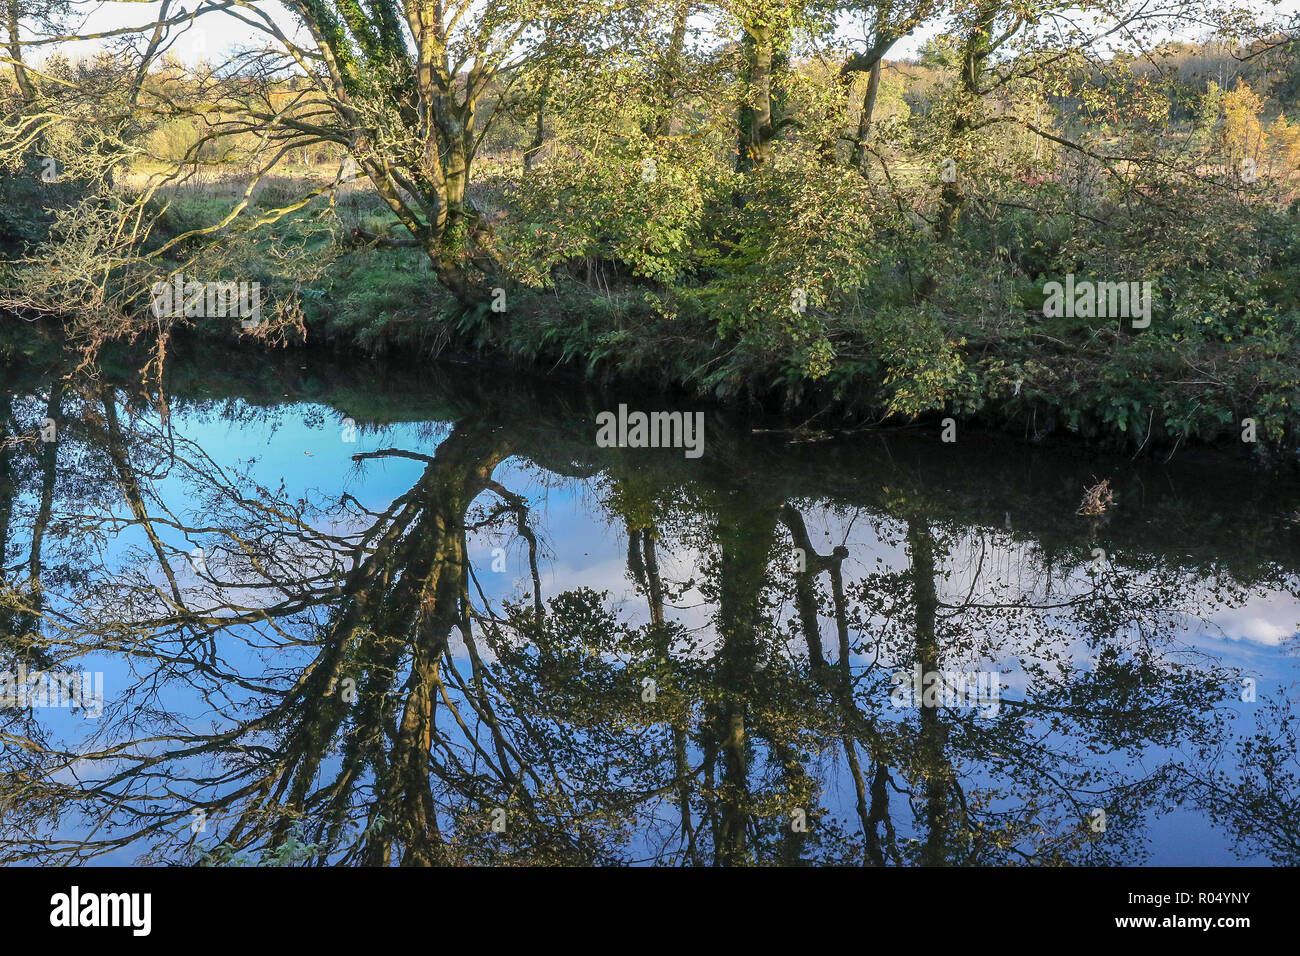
[4,307,1290,479]
[111,216,1299,469]
[7,176,1300,469]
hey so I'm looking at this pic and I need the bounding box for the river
[1,341,1298,865]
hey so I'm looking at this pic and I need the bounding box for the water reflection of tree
[0,364,1296,865]
[1179,699,1300,865]
[594,473,1241,866]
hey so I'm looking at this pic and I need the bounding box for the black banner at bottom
[0,865,1280,943]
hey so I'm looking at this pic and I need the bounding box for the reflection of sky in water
[11,395,1300,866]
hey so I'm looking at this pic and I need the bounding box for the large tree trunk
[854,60,883,170]
[934,1,1001,245]
[736,25,777,175]
[5,0,35,103]
[652,1,692,138]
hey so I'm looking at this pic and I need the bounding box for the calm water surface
[2,346,1298,865]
